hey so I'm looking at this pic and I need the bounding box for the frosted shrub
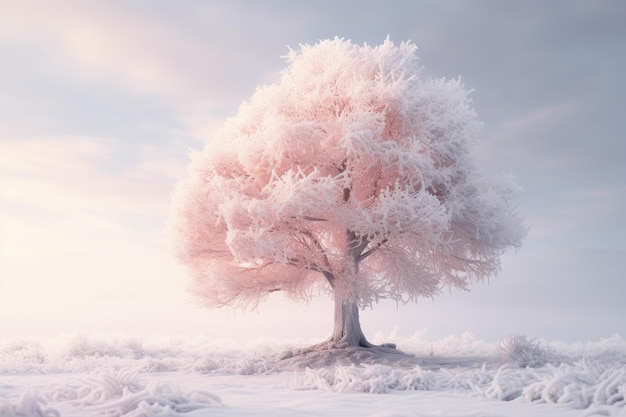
[0,390,60,417]
[43,367,221,415]
[498,334,550,368]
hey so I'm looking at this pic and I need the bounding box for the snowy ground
[1,332,625,417]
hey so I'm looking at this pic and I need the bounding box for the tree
[170,38,526,348]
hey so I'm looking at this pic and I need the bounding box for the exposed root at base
[297,339,396,352]
[275,340,419,370]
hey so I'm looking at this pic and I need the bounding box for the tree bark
[331,290,372,347]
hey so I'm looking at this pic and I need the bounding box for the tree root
[275,340,417,370]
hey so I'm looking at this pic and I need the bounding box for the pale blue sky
[1,1,625,343]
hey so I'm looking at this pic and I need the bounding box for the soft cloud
[0,134,192,334]
[1,2,196,101]
[497,102,580,136]
[525,184,626,250]
[0,2,306,146]
[1,136,110,178]
[0,136,187,263]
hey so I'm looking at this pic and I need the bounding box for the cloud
[0,2,317,145]
[0,136,187,262]
[1,2,191,99]
[0,134,193,333]
[1,136,109,178]
[0,2,294,108]
[524,184,626,250]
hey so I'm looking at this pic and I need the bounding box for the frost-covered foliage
[294,359,626,410]
[1,368,220,417]
[292,363,481,393]
[0,334,281,375]
[1,334,626,416]
[2,333,624,375]
[0,390,59,417]
[47,368,220,416]
[498,334,553,368]
[379,330,498,358]
[170,38,526,344]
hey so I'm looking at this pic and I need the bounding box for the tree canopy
[170,38,526,346]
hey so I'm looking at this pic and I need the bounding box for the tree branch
[287,229,334,284]
[358,238,389,262]
[302,215,329,222]
[346,230,369,262]
[323,271,336,288]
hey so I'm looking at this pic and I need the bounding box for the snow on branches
[170,38,526,322]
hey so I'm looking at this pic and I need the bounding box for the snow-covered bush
[44,367,221,416]
[498,334,551,368]
[0,390,59,417]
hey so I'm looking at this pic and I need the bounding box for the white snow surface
[1,332,625,417]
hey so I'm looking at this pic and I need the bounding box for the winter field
[1,332,625,417]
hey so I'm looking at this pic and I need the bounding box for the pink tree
[170,38,526,348]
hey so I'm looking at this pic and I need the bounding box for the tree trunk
[331,291,372,347]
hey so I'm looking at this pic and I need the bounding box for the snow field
[1,333,625,416]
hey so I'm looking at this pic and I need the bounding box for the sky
[1,0,625,344]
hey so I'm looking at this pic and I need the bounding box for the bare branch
[304,230,331,270]
[323,271,336,288]
[358,238,389,262]
[347,229,370,262]
[302,215,329,222]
